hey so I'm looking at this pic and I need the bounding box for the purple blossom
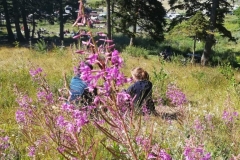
[194,118,204,133]
[111,50,123,66]
[37,90,54,104]
[105,67,119,80]
[75,50,85,54]
[135,136,150,150]
[73,111,89,132]
[116,73,128,86]
[166,84,187,106]
[116,92,131,104]
[183,145,211,160]
[116,92,131,112]
[86,54,98,64]
[94,70,105,80]
[45,92,54,104]
[98,33,107,37]
[99,39,113,43]
[66,123,75,132]
[0,136,10,150]
[56,116,67,128]
[148,153,157,159]
[16,110,26,124]
[29,68,42,77]
[28,146,36,157]
[142,105,149,118]
[103,81,111,94]
[37,90,46,100]
[149,144,172,160]
[204,114,214,130]
[93,96,101,105]
[61,103,75,112]
[158,149,172,160]
[222,110,238,124]
[57,146,65,153]
[17,95,32,108]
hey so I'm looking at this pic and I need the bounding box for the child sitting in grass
[126,67,156,115]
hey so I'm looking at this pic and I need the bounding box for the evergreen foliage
[170,12,209,55]
[113,0,166,42]
[233,7,240,26]
[167,0,236,65]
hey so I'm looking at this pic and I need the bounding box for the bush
[123,45,149,58]
[34,39,47,53]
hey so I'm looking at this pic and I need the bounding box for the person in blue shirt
[126,67,155,114]
[69,62,95,105]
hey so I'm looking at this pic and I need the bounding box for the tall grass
[1,45,240,159]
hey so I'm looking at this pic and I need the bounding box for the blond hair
[131,67,149,81]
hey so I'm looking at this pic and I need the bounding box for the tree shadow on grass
[211,49,240,68]
[112,34,161,53]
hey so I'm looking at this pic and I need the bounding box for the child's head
[76,62,93,75]
[131,67,149,81]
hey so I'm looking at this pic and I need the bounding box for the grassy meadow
[0,41,240,159]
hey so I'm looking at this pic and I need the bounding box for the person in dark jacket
[126,67,155,114]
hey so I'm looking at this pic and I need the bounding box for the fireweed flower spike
[98,33,107,37]
[0,135,10,151]
[29,67,42,77]
[99,39,114,43]
[28,146,36,157]
[72,34,81,39]
[183,136,211,160]
[222,110,239,124]
[166,84,187,106]
[75,50,85,54]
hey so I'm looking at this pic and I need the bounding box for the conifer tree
[168,0,236,65]
[114,0,166,45]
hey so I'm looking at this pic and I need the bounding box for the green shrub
[34,39,47,53]
[123,45,149,58]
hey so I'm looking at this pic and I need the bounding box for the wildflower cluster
[183,136,211,160]
[0,129,19,159]
[166,84,187,106]
[148,144,172,160]
[0,135,10,156]
[222,110,238,124]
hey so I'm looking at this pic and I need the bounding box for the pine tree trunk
[129,0,139,46]
[191,36,197,64]
[106,0,111,39]
[111,0,114,38]
[129,37,134,46]
[31,14,36,39]
[2,0,15,41]
[12,0,25,41]
[201,0,219,66]
[59,0,64,41]
[21,0,30,40]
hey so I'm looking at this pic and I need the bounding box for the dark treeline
[0,0,238,65]
[0,0,79,42]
